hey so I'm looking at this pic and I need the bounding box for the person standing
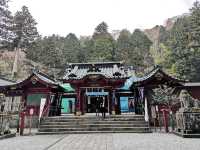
[128,98,135,113]
[96,97,100,116]
[101,97,106,118]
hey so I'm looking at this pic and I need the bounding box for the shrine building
[0,62,185,119]
[61,62,135,115]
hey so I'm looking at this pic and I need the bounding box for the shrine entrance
[83,87,110,114]
[86,96,107,113]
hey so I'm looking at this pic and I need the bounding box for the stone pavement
[0,133,200,150]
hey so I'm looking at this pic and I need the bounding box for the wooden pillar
[80,89,84,115]
[111,89,116,115]
[44,93,50,116]
[57,93,62,116]
[118,96,121,115]
[162,109,169,133]
[82,89,86,115]
[20,111,25,135]
[20,93,26,135]
[76,88,81,116]
[107,94,110,114]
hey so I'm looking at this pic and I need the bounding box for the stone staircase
[38,114,151,134]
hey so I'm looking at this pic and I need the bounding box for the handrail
[0,113,12,116]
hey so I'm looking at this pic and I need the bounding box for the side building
[0,76,20,113]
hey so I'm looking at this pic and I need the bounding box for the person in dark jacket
[96,97,100,116]
[100,97,106,118]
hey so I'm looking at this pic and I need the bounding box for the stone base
[174,131,200,138]
[0,133,16,140]
[112,111,116,115]
[176,111,200,135]
[76,111,82,116]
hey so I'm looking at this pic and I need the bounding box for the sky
[9,0,196,37]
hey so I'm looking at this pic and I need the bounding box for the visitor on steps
[100,97,106,118]
[96,97,100,116]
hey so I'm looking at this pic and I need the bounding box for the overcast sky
[9,0,196,37]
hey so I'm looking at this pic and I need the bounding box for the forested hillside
[1,0,200,81]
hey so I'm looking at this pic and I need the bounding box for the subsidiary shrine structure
[0,71,65,116]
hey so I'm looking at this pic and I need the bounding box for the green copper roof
[60,83,75,92]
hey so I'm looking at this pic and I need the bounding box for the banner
[144,97,149,122]
[39,98,46,121]
[138,87,144,101]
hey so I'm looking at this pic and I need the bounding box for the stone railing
[176,109,200,134]
[0,113,12,135]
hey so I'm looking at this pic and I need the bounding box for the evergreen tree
[79,36,92,62]
[189,1,200,48]
[163,1,200,81]
[27,35,64,68]
[13,6,39,50]
[116,29,132,63]
[0,0,14,49]
[63,33,81,63]
[93,21,108,39]
[130,29,153,73]
[91,22,116,61]
[43,36,62,68]
[93,38,115,61]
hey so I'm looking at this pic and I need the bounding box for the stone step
[38,127,150,132]
[41,121,148,125]
[36,130,152,135]
[39,124,149,128]
[45,115,144,118]
[38,115,150,134]
[43,118,145,122]
[47,114,143,119]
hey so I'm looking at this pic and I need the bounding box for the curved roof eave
[0,71,59,89]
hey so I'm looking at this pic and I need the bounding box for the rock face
[144,13,190,43]
[0,49,27,80]
[0,49,55,81]
[143,13,189,67]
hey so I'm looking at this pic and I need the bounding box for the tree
[130,29,153,73]
[164,17,192,80]
[163,1,200,81]
[63,33,81,63]
[93,38,115,61]
[93,21,108,39]
[40,35,63,68]
[79,36,92,62]
[116,29,132,63]
[91,22,116,61]
[27,35,64,68]
[0,0,14,49]
[13,6,39,50]
[189,1,200,48]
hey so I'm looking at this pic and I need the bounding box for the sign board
[29,108,34,115]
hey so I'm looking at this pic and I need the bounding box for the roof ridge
[34,71,56,82]
[0,76,15,83]
[68,61,123,66]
